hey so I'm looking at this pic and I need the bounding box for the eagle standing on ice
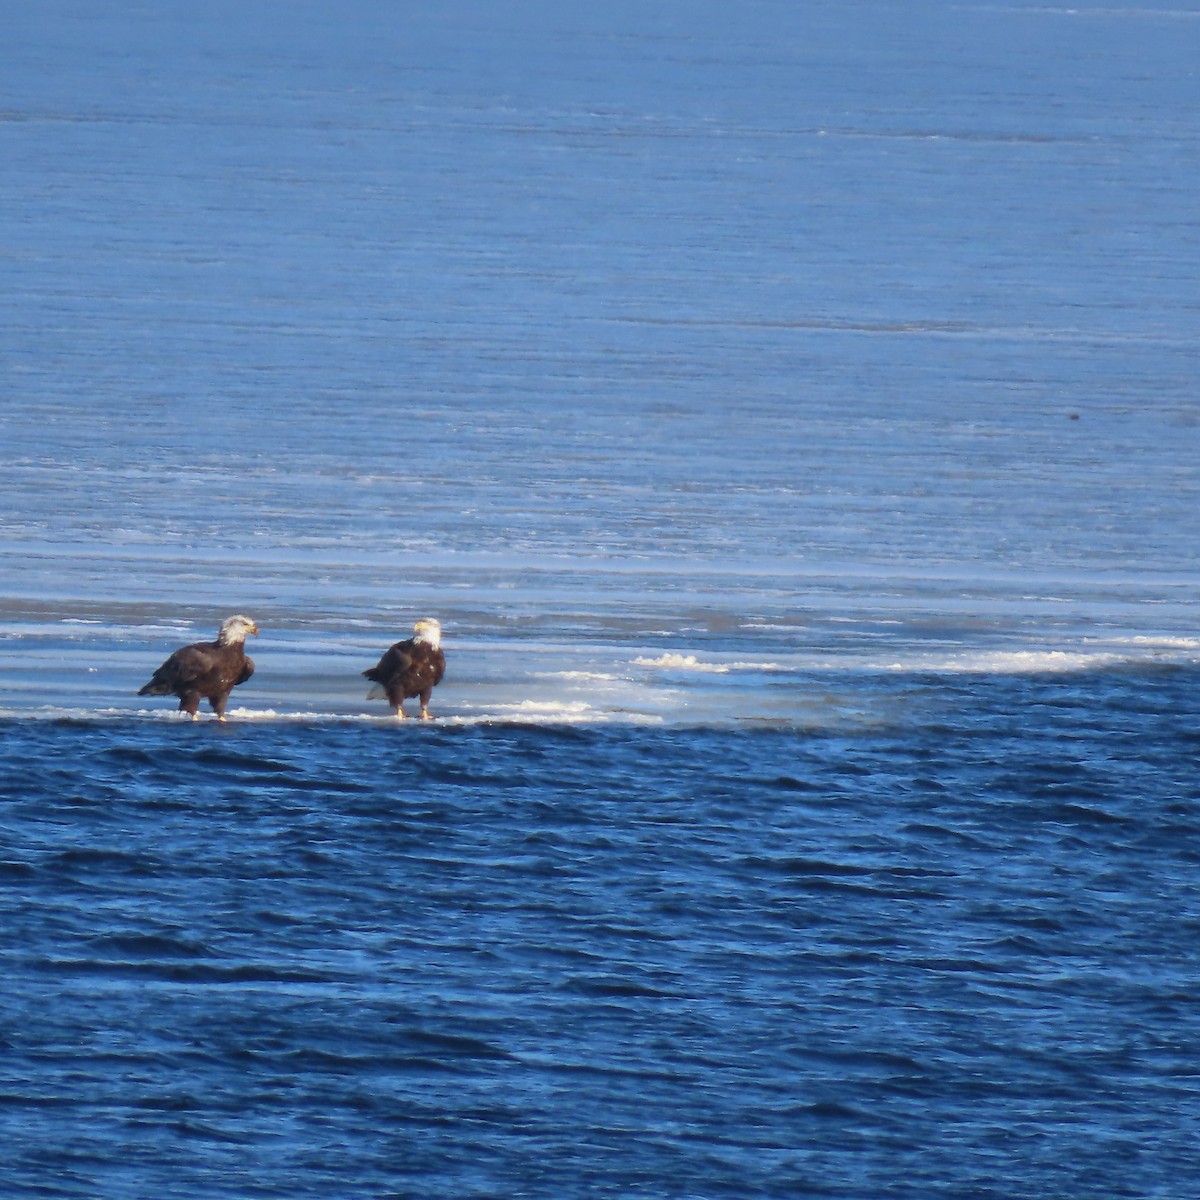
[363,618,445,719]
[137,614,259,721]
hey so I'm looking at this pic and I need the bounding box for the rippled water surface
[3,667,1200,1199]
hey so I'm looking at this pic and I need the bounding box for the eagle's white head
[218,614,260,646]
[413,618,442,649]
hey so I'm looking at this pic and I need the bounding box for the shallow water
[2,0,1199,1195]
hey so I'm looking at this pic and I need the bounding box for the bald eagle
[137,614,259,721]
[363,618,445,719]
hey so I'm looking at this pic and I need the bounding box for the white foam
[470,699,593,716]
[635,653,730,673]
[961,652,1094,673]
[882,649,1120,674]
[633,653,784,673]
[533,671,625,682]
[1121,635,1200,649]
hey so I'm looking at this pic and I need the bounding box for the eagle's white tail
[366,683,387,700]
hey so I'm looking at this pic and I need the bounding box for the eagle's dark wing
[139,641,221,695]
[363,640,416,685]
[164,644,223,687]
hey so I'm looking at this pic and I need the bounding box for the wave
[1122,636,1200,650]
[451,700,664,725]
[633,653,783,673]
[532,671,625,683]
[885,650,1112,674]
[879,640,1200,674]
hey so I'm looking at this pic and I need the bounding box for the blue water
[3,0,1200,1195]
[3,671,1200,1199]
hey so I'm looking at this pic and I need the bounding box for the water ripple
[0,672,1198,1198]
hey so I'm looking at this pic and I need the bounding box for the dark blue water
[3,666,1198,1198]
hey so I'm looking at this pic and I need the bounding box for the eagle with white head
[137,614,259,721]
[362,618,445,720]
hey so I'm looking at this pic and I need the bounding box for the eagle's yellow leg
[393,706,406,720]
[420,708,433,720]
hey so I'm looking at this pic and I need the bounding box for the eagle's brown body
[363,619,445,719]
[137,615,259,720]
